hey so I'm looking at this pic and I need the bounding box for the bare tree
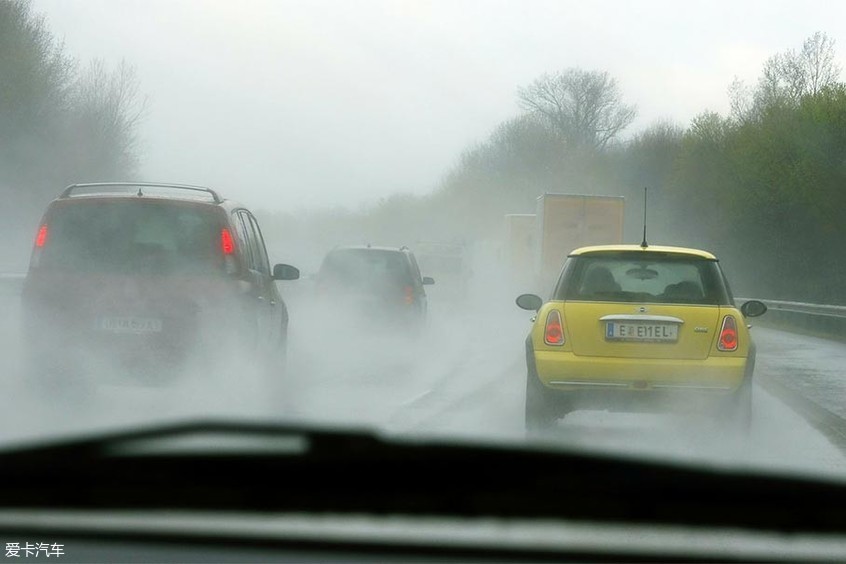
[69,59,147,177]
[755,32,840,109]
[728,77,755,122]
[517,68,636,150]
[801,31,840,96]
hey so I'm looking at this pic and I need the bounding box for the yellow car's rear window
[556,253,732,305]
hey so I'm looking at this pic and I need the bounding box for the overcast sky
[30,0,846,212]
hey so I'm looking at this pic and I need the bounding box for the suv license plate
[606,322,678,342]
[97,316,163,335]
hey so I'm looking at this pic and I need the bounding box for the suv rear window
[556,253,731,305]
[38,200,224,275]
[318,249,413,288]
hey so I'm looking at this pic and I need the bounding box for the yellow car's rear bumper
[534,350,747,393]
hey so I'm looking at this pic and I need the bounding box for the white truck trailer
[534,194,625,294]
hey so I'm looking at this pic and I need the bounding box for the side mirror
[273,263,300,281]
[740,300,767,318]
[422,276,435,286]
[516,293,543,311]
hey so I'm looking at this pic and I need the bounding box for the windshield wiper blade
[1,418,846,535]
[0,419,378,459]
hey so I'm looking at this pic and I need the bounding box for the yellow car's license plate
[606,322,678,342]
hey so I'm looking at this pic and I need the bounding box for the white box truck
[535,194,625,294]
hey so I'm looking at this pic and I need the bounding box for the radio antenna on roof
[640,187,648,249]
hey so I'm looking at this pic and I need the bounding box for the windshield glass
[2,1,846,554]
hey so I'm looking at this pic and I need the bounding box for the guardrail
[737,297,846,339]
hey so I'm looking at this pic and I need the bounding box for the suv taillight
[718,315,738,351]
[221,228,235,255]
[403,285,414,305]
[544,309,565,346]
[35,225,48,247]
[30,224,49,268]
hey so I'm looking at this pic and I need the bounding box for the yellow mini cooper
[516,245,767,432]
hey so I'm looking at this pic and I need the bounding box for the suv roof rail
[59,182,222,203]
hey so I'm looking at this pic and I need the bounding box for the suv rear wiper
[1,418,846,535]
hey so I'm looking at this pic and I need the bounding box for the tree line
[0,0,143,267]
[265,32,844,304]
[3,1,840,303]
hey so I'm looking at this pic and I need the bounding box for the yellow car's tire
[730,351,755,435]
[715,373,752,437]
[729,377,753,435]
[524,336,575,433]
[525,365,572,433]
[525,372,550,432]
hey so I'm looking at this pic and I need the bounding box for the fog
[2,0,846,492]
[3,246,845,481]
[27,0,846,210]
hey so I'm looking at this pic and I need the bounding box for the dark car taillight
[544,309,565,346]
[718,315,738,351]
[35,225,48,247]
[221,228,235,254]
[30,224,49,268]
[220,228,237,274]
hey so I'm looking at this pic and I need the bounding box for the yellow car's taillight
[718,315,738,351]
[544,309,565,346]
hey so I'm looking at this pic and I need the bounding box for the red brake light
[403,285,414,305]
[544,309,565,346]
[35,225,48,248]
[221,228,235,255]
[718,315,738,351]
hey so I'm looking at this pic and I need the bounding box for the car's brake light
[30,224,49,268]
[403,285,414,305]
[544,309,565,346]
[718,315,738,351]
[35,225,48,248]
[221,228,235,255]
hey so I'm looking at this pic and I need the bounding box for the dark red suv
[21,182,299,385]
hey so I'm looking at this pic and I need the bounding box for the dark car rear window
[38,200,224,275]
[318,249,413,289]
[555,253,731,305]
